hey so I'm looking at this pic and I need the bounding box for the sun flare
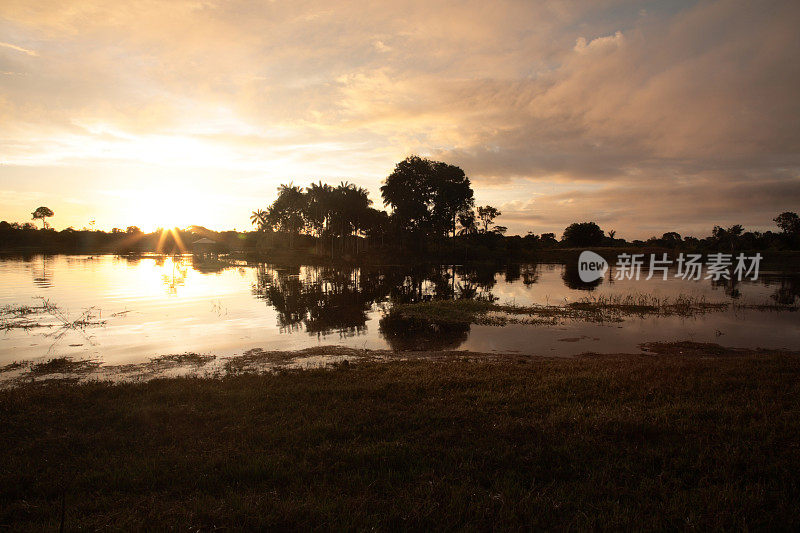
[126,187,208,233]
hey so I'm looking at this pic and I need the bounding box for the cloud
[0,41,38,56]
[0,0,797,235]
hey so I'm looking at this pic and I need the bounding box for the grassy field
[1,343,799,529]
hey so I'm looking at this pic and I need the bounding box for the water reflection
[561,261,602,291]
[2,254,798,363]
[766,275,800,306]
[31,256,53,289]
[247,261,799,349]
[250,263,505,342]
[253,265,381,336]
[162,259,188,295]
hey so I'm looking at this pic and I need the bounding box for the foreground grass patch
[1,349,799,529]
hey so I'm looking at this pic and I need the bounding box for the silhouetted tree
[381,156,436,239]
[712,224,744,251]
[250,209,268,231]
[562,222,604,247]
[661,232,682,247]
[31,206,54,229]
[329,182,372,255]
[457,209,478,235]
[492,225,507,235]
[431,161,474,242]
[775,212,800,237]
[266,183,307,249]
[540,233,558,246]
[477,205,501,233]
[381,156,474,245]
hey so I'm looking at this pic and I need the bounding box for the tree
[540,233,558,246]
[457,209,478,235]
[476,206,501,233]
[331,182,372,255]
[266,183,307,249]
[774,212,800,236]
[562,222,604,247]
[304,182,334,238]
[250,209,268,231]
[381,156,474,245]
[381,156,436,237]
[661,232,682,247]
[362,207,390,246]
[431,162,474,241]
[712,224,744,251]
[31,206,54,229]
[305,182,334,254]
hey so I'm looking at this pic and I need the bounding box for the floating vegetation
[145,352,216,370]
[112,353,217,377]
[224,346,369,374]
[0,298,105,339]
[0,361,27,373]
[564,293,729,319]
[30,356,101,376]
[0,302,50,331]
[637,341,776,357]
[381,293,796,331]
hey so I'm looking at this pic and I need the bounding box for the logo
[578,250,608,282]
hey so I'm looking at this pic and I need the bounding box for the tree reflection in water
[765,274,800,306]
[249,261,799,349]
[251,263,500,345]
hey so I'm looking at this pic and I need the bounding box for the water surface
[1,254,798,368]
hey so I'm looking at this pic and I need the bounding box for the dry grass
[1,344,799,530]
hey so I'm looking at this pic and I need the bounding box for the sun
[129,186,204,233]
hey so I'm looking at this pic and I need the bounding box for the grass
[1,343,799,530]
[382,293,796,329]
[29,357,100,376]
[0,298,104,335]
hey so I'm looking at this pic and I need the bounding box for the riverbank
[2,342,799,529]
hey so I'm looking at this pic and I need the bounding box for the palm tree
[305,182,334,253]
[266,183,307,250]
[250,209,268,231]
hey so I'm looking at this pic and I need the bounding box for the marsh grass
[0,302,50,331]
[224,346,370,374]
[0,299,105,339]
[145,352,215,369]
[566,293,729,318]
[0,361,27,373]
[29,357,100,376]
[384,293,795,328]
[1,344,799,529]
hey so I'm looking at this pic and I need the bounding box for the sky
[1,0,798,238]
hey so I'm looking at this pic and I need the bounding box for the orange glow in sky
[1,0,798,238]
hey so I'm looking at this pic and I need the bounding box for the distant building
[191,237,217,257]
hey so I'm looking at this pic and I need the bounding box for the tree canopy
[381,156,474,239]
[562,222,605,247]
[31,206,54,229]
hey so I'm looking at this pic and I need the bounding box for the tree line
[250,156,503,256]
[1,155,799,256]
